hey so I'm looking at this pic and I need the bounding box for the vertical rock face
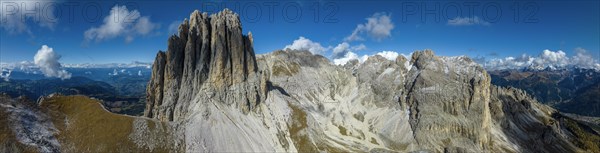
[404,50,492,151]
[145,51,166,118]
[144,9,264,121]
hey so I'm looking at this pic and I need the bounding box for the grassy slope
[40,95,179,152]
[560,115,600,153]
[0,77,147,116]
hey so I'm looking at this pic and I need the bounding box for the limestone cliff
[138,9,600,152]
[144,9,266,121]
[257,50,600,152]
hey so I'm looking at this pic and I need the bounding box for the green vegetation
[442,138,452,146]
[370,137,379,145]
[272,61,300,76]
[489,69,600,117]
[379,136,409,151]
[337,125,348,136]
[41,95,176,152]
[563,117,600,153]
[353,112,365,122]
[287,102,319,153]
[0,77,146,116]
[287,102,350,153]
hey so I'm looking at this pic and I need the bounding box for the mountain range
[1,9,599,153]
[0,75,148,116]
[490,68,600,117]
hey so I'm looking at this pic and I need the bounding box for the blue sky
[1,0,599,66]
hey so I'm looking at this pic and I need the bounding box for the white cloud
[0,1,58,35]
[447,16,490,26]
[134,16,158,35]
[353,44,367,51]
[33,45,71,79]
[332,43,350,58]
[571,47,599,69]
[345,12,394,42]
[14,61,37,72]
[483,48,600,70]
[1,69,11,81]
[485,54,534,70]
[333,50,399,66]
[376,51,399,61]
[534,49,569,68]
[284,36,329,55]
[333,51,369,65]
[1,61,37,75]
[332,42,367,59]
[63,61,152,68]
[84,5,159,43]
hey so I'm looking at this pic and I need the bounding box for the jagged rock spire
[144,9,264,121]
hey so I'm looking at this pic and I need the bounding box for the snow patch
[0,101,61,152]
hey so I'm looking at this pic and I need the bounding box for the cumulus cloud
[0,0,57,35]
[571,47,599,69]
[333,50,400,65]
[3,61,37,72]
[533,50,569,68]
[447,16,490,26]
[332,42,367,59]
[284,36,330,54]
[134,17,158,35]
[333,51,369,65]
[62,61,152,68]
[1,69,11,81]
[483,48,600,70]
[84,5,159,43]
[376,51,399,61]
[485,54,534,70]
[345,12,394,42]
[33,45,71,79]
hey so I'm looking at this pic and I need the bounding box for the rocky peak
[395,54,408,69]
[138,9,600,152]
[382,50,489,151]
[410,49,437,70]
[144,9,266,121]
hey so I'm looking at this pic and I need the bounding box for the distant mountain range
[489,68,600,116]
[0,72,149,116]
[1,61,151,69]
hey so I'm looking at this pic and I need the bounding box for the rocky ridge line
[144,9,267,121]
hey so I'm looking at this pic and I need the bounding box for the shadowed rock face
[144,9,265,121]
